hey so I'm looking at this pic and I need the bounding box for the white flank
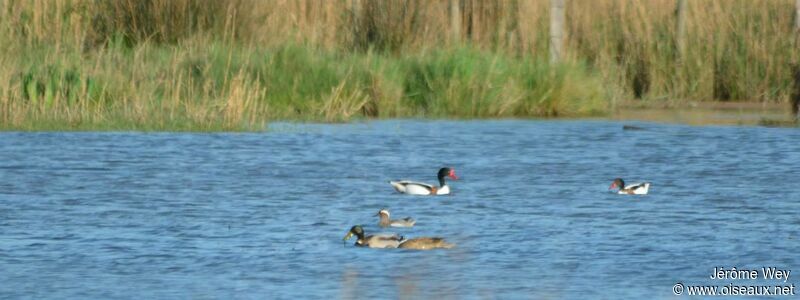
[437,185,450,195]
[403,184,433,195]
[389,181,434,195]
[618,182,650,195]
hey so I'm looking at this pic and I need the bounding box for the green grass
[1,41,609,131]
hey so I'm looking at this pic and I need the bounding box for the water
[1,120,798,299]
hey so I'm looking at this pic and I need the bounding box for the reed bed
[0,0,795,130]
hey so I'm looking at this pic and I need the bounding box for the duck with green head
[342,225,405,248]
[609,178,650,195]
[343,225,454,250]
[388,167,458,196]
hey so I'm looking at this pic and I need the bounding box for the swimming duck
[388,167,458,195]
[343,225,454,250]
[376,209,416,228]
[609,178,650,195]
[342,225,404,248]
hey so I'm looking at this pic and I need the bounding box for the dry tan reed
[0,0,796,130]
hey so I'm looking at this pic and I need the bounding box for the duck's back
[399,237,454,250]
[360,234,404,248]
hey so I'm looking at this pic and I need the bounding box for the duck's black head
[609,178,625,190]
[437,167,458,186]
[343,225,365,242]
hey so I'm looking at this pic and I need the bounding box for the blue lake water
[1,120,798,299]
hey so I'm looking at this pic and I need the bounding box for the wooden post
[676,0,687,59]
[450,0,461,43]
[796,0,800,30]
[793,66,800,120]
[549,0,564,63]
[351,0,361,26]
[794,0,800,120]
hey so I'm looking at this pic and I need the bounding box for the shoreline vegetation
[1,0,798,131]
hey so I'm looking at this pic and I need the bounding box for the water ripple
[0,120,798,299]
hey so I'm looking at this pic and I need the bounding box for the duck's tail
[434,238,455,249]
[640,183,651,194]
[388,181,405,193]
[438,241,455,249]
